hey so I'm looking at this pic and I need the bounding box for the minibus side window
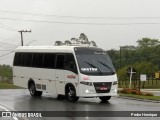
[14,53,23,66]
[56,55,65,69]
[32,53,43,68]
[22,53,33,67]
[43,53,55,68]
[65,54,78,74]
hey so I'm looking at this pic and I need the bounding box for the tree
[107,49,120,69]
[65,40,71,45]
[137,38,160,48]
[0,64,12,83]
[79,33,89,44]
[89,41,97,47]
[55,41,62,46]
[133,61,154,75]
[109,37,160,83]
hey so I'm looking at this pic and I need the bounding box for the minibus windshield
[74,47,116,76]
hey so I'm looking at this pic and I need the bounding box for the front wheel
[29,82,42,97]
[99,96,111,102]
[57,94,66,100]
[66,85,79,102]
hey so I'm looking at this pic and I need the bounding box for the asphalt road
[0,89,160,120]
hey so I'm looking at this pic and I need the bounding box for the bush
[120,88,131,94]
[142,92,154,96]
[119,88,153,96]
[131,89,142,95]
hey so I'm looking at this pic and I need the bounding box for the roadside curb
[115,95,160,103]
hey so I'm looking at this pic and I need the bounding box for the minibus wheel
[66,84,79,102]
[57,94,65,100]
[29,82,42,97]
[99,96,111,102]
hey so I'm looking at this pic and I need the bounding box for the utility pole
[18,30,31,46]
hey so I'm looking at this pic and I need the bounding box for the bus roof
[15,46,98,53]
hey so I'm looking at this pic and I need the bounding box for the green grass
[119,93,160,101]
[0,82,22,89]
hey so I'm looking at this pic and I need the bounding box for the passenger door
[55,54,65,95]
[42,53,57,94]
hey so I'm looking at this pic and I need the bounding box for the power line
[0,41,36,59]
[0,41,18,46]
[0,23,18,32]
[0,48,16,59]
[0,41,35,59]
[0,25,17,31]
[0,33,18,42]
[0,50,14,57]
[0,17,160,25]
[0,34,19,48]
[1,9,160,19]
[0,56,13,60]
[0,23,18,31]
[0,49,15,51]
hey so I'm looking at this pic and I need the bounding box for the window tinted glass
[43,53,55,68]
[32,53,43,67]
[22,53,33,67]
[14,53,23,66]
[75,47,115,76]
[56,55,65,69]
[65,54,77,73]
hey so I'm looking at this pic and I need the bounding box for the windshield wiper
[84,61,102,75]
[98,61,115,74]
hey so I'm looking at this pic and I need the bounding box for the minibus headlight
[113,81,118,85]
[80,81,93,86]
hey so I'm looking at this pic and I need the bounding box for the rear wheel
[66,85,79,102]
[29,82,42,97]
[99,96,111,102]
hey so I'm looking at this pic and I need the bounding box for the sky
[0,0,160,65]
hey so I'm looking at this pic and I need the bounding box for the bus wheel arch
[28,79,42,97]
[65,83,79,102]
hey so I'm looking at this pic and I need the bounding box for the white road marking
[0,105,18,120]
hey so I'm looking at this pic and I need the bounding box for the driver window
[65,54,78,74]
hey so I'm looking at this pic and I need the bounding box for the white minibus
[13,45,117,102]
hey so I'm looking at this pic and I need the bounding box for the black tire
[66,85,79,102]
[57,94,66,100]
[36,91,43,96]
[29,82,42,97]
[99,96,111,102]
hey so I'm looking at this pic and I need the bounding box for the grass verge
[0,82,22,89]
[119,93,160,101]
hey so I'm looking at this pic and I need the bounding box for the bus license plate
[100,87,107,90]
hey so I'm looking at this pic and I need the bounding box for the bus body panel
[13,66,57,94]
[55,70,78,95]
[13,67,78,95]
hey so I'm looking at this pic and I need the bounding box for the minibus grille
[93,82,112,93]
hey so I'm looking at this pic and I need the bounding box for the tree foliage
[137,38,160,48]
[0,64,12,82]
[108,38,160,80]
